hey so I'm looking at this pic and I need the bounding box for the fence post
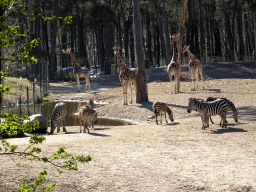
[33,75,35,114]
[27,86,29,116]
[19,94,22,116]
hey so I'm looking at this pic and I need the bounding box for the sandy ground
[1,61,256,191]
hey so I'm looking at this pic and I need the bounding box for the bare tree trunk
[198,0,205,61]
[162,0,171,64]
[151,0,166,65]
[104,0,114,75]
[177,0,187,92]
[77,6,90,69]
[133,0,148,103]
[49,0,58,80]
[223,4,235,61]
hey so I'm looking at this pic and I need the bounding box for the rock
[26,114,48,132]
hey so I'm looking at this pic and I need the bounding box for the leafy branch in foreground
[0,134,91,191]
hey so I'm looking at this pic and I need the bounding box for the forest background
[2,0,256,82]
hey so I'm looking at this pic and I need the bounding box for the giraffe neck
[186,50,196,61]
[115,52,127,71]
[70,52,80,68]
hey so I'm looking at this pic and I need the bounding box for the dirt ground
[1,61,256,191]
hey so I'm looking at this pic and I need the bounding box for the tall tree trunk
[129,29,135,68]
[151,0,166,65]
[223,4,235,61]
[162,0,171,64]
[146,12,153,68]
[186,0,192,46]
[49,0,58,80]
[133,0,148,103]
[198,0,205,61]
[104,0,114,75]
[122,6,129,66]
[177,0,187,92]
[77,6,90,69]
[213,21,221,56]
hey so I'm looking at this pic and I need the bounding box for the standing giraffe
[113,45,137,105]
[167,33,180,94]
[182,45,203,91]
[63,49,91,92]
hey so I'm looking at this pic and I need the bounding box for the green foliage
[17,170,57,192]
[1,133,92,191]
[0,113,39,137]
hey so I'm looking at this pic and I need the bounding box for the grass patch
[4,77,32,95]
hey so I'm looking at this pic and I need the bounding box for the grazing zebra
[206,97,238,126]
[152,102,174,125]
[50,102,67,134]
[77,106,97,133]
[187,98,229,129]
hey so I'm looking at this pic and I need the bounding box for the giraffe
[167,33,180,94]
[113,45,137,105]
[63,49,91,92]
[182,45,203,91]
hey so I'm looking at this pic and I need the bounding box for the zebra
[152,102,174,125]
[77,106,97,133]
[50,102,67,134]
[187,98,229,129]
[206,97,238,126]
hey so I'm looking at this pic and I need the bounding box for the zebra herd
[49,97,238,134]
[153,97,238,130]
[49,99,97,134]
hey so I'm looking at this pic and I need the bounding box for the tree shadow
[237,106,256,122]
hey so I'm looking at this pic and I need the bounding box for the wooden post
[177,0,187,92]
[27,86,29,116]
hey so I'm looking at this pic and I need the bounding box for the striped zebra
[206,97,238,126]
[77,106,97,133]
[187,98,229,129]
[152,102,174,125]
[50,102,67,134]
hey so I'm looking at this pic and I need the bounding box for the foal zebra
[152,102,174,125]
[77,106,97,133]
[187,98,229,129]
[50,102,67,134]
[206,97,238,126]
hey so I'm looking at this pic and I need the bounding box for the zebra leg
[160,113,163,124]
[63,117,67,133]
[165,112,168,123]
[210,116,214,124]
[79,119,82,133]
[57,119,60,133]
[84,121,90,133]
[155,113,159,125]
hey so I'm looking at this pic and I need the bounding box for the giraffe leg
[76,77,81,92]
[129,82,133,104]
[190,70,196,91]
[123,84,128,105]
